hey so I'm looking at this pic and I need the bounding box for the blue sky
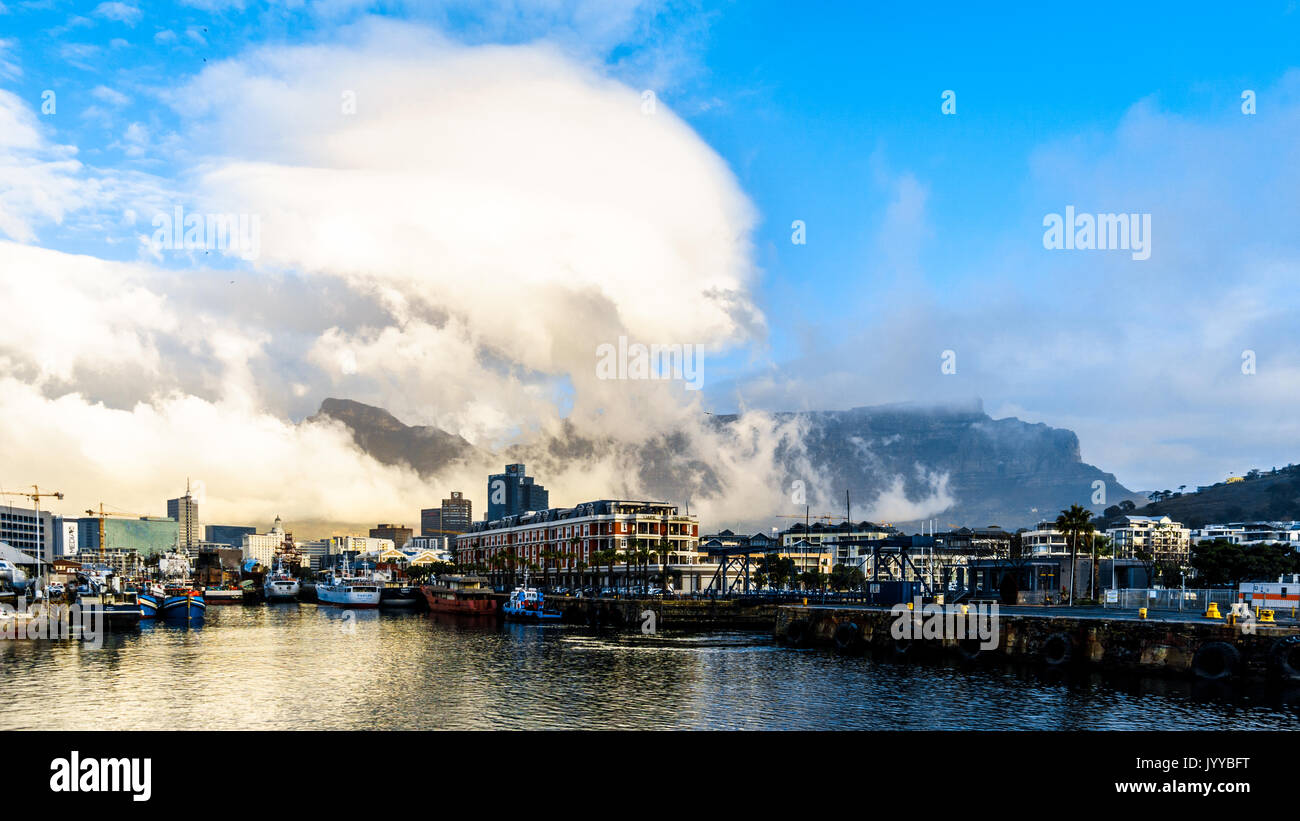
[3,0,1300,517]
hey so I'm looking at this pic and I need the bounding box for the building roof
[0,541,48,565]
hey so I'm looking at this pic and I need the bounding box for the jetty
[774,602,1300,682]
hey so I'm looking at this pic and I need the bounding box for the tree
[829,564,865,592]
[1055,504,1095,605]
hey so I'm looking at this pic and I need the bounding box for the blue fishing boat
[161,586,206,622]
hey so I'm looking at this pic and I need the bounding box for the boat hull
[137,593,160,619]
[380,586,421,609]
[161,593,206,621]
[266,579,301,600]
[420,587,498,615]
[316,584,380,608]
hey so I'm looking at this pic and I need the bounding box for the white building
[1191,521,1300,546]
[295,539,329,570]
[242,516,288,567]
[1106,515,1191,564]
[1019,522,1071,555]
[329,535,394,555]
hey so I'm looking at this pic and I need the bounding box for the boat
[379,584,422,609]
[502,570,562,622]
[204,586,245,605]
[421,575,498,616]
[133,582,164,619]
[263,556,300,602]
[316,558,381,608]
[161,585,206,621]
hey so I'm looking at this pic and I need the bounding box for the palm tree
[569,535,582,588]
[654,535,673,590]
[1056,504,1094,606]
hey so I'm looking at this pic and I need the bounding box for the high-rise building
[486,464,549,521]
[421,507,442,537]
[370,523,413,548]
[441,491,472,532]
[423,491,473,538]
[167,483,201,552]
[76,516,180,559]
[0,503,55,563]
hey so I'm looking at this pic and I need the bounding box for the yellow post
[1138,607,1147,619]
[1204,601,1222,620]
[906,601,913,611]
[1260,609,1275,623]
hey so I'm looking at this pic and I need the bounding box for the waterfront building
[456,499,703,591]
[75,547,144,576]
[76,516,180,559]
[1018,522,1071,555]
[166,484,201,553]
[1105,515,1191,564]
[486,464,549,521]
[329,535,395,556]
[370,523,413,549]
[0,503,55,564]
[296,539,328,570]
[242,516,290,567]
[778,521,899,566]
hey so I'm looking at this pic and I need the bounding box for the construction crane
[1,485,65,577]
[84,504,151,567]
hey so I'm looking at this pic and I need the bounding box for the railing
[1103,588,1236,612]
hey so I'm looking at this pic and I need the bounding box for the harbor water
[3,605,1299,730]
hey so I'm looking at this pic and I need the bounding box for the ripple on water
[3,606,1298,730]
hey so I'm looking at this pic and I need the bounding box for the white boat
[264,556,300,602]
[316,557,381,608]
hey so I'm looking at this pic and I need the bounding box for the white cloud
[93,2,142,26]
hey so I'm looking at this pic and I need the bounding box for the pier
[774,603,1300,682]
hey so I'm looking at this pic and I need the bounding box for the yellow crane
[1,485,65,573]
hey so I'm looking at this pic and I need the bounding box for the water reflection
[2,605,1297,730]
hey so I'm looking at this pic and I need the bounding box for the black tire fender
[1269,635,1300,682]
[1192,640,1240,680]
[833,621,861,653]
[1041,632,1074,666]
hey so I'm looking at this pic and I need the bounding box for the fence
[1103,588,1236,612]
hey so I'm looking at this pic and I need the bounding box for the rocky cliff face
[311,398,484,474]
[753,401,1140,527]
[314,397,1140,530]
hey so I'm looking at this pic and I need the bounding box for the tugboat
[316,556,381,608]
[503,569,561,622]
[263,555,300,602]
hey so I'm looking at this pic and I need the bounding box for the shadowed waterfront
[3,605,1299,731]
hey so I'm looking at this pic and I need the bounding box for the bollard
[801,597,807,606]
[1204,601,1222,620]
[906,601,913,611]
[1139,607,1147,619]
[960,604,969,615]
[1260,609,1276,623]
